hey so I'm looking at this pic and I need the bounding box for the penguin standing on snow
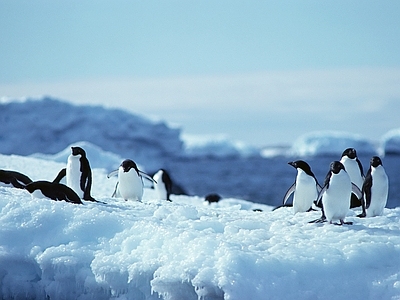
[24,181,83,204]
[108,159,156,201]
[152,169,172,201]
[0,169,33,189]
[358,156,389,218]
[56,147,96,202]
[282,160,322,213]
[340,148,364,208]
[316,161,362,225]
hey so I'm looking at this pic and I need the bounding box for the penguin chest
[153,171,167,200]
[322,172,351,221]
[367,167,389,217]
[66,156,83,198]
[118,170,143,201]
[341,158,363,189]
[293,171,317,213]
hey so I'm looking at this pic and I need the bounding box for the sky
[1,1,400,147]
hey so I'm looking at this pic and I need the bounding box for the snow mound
[1,153,400,299]
[0,97,183,169]
[289,131,377,157]
[31,141,124,171]
[181,134,259,158]
[381,128,400,155]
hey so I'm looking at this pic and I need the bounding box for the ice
[1,154,400,299]
[289,131,378,157]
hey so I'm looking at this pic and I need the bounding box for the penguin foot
[357,212,367,218]
[309,216,327,224]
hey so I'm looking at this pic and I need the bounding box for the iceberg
[381,128,400,155]
[289,131,377,157]
[181,134,260,158]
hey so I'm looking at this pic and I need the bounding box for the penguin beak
[288,161,296,168]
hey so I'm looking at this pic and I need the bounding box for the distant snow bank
[181,134,260,158]
[1,97,400,161]
[288,131,378,157]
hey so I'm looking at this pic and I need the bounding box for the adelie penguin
[24,181,83,204]
[358,156,389,218]
[55,147,97,202]
[152,169,172,201]
[0,169,33,189]
[340,148,364,208]
[282,160,322,213]
[315,161,362,225]
[108,159,156,201]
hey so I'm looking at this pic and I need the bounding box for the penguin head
[341,148,357,159]
[330,161,345,174]
[371,156,383,168]
[288,160,314,176]
[121,159,139,174]
[71,147,86,157]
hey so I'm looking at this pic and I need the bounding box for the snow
[289,131,378,157]
[2,153,400,299]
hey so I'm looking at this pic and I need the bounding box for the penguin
[358,156,389,218]
[340,148,364,208]
[205,193,222,203]
[282,160,322,213]
[0,169,33,189]
[152,169,172,201]
[24,181,83,204]
[108,159,156,201]
[316,161,362,225]
[58,146,96,202]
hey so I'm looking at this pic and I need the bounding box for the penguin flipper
[139,170,157,184]
[351,183,362,200]
[53,168,66,183]
[107,170,119,178]
[111,182,119,198]
[282,183,295,205]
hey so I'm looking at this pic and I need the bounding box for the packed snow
[1,152,400,300]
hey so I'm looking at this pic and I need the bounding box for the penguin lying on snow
[108,159,156,201]
[55,146,97,202]
[24,181,83,204]
[358,156,389,218]
[0,169,33,189]
[152,169,172,201]
[282,160,322,213]
[314,161,362,225]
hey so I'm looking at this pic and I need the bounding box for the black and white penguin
[0,169,33,189]
[340,148,364,208]
[108,159,156,201]
[358,156,389,218]
[60,146,96,202]
[24,181,83,204]
[316,161,362,225]
[152,169,172,201]
[282,160,322,213]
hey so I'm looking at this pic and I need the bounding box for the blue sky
[1,1,400,147]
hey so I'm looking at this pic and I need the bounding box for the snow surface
[2,153,400,299]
